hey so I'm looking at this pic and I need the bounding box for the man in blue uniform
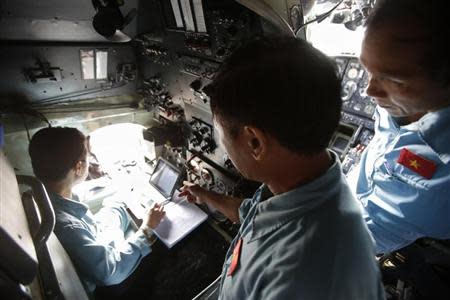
[352,0,450,254]
[29,127,165,292]
[181,37,385,300]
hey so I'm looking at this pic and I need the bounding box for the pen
[160,197,171,206]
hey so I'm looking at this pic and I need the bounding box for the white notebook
[152,191,208,248]
[124,157,208,248]
[126,189,208,248]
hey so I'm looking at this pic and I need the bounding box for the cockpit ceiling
[0,0,138,42]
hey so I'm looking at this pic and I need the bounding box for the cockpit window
[306,0,369,56]
[73,123,154,210]
[87,123,151,176]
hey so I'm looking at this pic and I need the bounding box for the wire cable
[295,0,344,37]
[36,104,132,114]
[30,81,127,107]
[21,113,31,142]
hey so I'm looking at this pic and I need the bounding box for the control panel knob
[224,158,234,169]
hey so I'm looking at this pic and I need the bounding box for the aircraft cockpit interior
[1,1,449,299]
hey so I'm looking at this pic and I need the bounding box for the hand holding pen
[142,203,166,229]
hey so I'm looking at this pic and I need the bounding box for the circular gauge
[347,68,359,79]
[212,179,226,194]
[364,104,376,116]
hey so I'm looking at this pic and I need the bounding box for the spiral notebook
[127,158,208,248]
[152,190,208,248]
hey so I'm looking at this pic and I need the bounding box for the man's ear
[243,126,268,161]
[74,161,83,176]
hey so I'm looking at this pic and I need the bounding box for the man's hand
[180,181,244,223]
[142,203,166,229]
[179,181,210,204]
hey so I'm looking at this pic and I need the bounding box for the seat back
[0,150,88,299]
[0,151,37,288]
[20,182,89,300]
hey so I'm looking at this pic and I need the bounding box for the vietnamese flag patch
[397,148,437,179]
[227,238,242,276]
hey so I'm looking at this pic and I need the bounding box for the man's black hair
[365,0,450,85]
[29,127,87,182]
[205,37,342,156]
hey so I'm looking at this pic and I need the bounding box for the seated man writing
[28,127,165,292]
[181,37,385,300]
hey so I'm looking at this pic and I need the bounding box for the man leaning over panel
[181,37,385,300]
[349,0,450,255]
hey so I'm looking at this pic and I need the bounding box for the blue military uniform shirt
[219,152,385,300]
[49,192,151,292]
[353,106,450,254]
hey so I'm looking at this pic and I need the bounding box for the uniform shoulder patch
[397,148,437,179]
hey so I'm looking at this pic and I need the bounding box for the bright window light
[88,123,150,176]
[305,1,365,57]
[95,50,108,80]
[307,22,364,57]
[80,50,95,80]
[73,123,156,211]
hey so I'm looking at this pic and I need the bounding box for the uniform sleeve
[256,239,384,300]
[57,221,151,286]
[361,179,450,254]
[95,201,131,232]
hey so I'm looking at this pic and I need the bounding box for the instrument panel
[139,1,376,203]
[332,56,375,173]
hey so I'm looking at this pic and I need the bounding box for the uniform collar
[417,105,450,164]
[249,151,343,242]
[378,105,450,164]
[49,191,89,218]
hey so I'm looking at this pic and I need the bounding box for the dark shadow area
[95,222,229,300]
[380,239,450,300]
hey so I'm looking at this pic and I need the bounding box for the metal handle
[17,175,55,249]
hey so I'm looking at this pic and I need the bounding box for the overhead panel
[180,0,196,32]
[170,0,185,28]
[193,0,207,33]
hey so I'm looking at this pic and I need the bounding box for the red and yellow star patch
[397,148,437,179]
[227,238,242,276]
